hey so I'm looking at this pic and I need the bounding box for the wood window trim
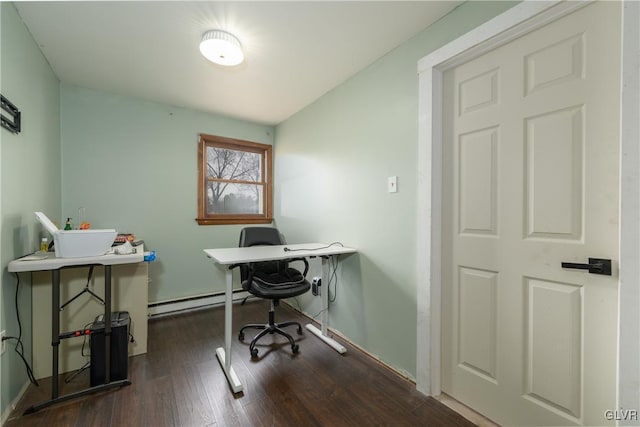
[196,133,273,225]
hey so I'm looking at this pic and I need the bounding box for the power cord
[64,321,94,384]
[311,256,340,319]
[282,244,342,320]
[283,242,344,252]
[328,255,339,303]
[311,308,328,321]
[6,273,39,386]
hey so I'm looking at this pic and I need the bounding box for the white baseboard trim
[1,380,29,425]
[283,301,415,382]
[148,290,251,318]
[436,393,499,427]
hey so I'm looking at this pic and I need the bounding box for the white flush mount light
[199,30,244,66]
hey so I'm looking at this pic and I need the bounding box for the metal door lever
[561,258,612,276]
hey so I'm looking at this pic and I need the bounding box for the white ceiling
[14,1,461,125]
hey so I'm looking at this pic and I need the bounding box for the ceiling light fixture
[199,30,244,67]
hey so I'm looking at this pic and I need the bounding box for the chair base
[239,301,303,358]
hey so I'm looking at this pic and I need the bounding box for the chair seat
[244,267,310,299]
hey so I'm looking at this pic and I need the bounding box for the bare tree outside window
[197,134,272,225]
[206,147,262,214]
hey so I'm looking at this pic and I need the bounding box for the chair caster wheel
[292,344,299,354]
[239,332,244,341]
[251,348,259,358]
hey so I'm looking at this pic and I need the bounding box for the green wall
[274,1,516,379]
[60,84,274,303]
[0,2,61,418]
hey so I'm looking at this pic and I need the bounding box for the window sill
[195,217,273,226]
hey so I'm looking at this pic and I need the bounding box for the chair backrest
[239,227,284,247]
[238,227,286,282]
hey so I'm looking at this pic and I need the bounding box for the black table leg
[23,264,130,415]
[51,269,60,399]
[104,265,111,383]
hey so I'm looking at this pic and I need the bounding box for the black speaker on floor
[90,311,130,387]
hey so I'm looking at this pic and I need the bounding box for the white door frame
[416,0,640,416]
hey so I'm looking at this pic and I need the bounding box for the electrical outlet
[0,330,6,354]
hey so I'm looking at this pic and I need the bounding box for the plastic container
[40,237,48,252]
[144,251,156,262]
[53,230,117,257]
[35,212,116,258]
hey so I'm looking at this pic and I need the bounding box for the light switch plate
[388,176,398,193]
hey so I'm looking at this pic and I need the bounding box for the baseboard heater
[148,289,251,317]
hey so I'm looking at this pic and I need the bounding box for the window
[196,133,272,225]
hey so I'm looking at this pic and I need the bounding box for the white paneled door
[441,2,621,426]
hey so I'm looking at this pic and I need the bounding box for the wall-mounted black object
[1,94,21,134]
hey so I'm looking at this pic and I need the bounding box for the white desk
[8,250,144,273]
[204,242,356,393]
[8,250,144,413]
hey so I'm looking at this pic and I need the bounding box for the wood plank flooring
[5,300,475,426]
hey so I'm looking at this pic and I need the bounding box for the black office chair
[235,227,310,358]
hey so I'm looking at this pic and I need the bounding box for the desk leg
[215,269,243,393]
[306,255,347,354]
[23,265,131,415]
[104,265,111,383]
[51,270,60,399]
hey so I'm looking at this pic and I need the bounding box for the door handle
[561,258,612,276]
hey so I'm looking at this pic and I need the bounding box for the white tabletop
[204,242,356,265]
[8,250,144,273]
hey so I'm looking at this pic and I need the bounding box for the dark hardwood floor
[5,300,475,427]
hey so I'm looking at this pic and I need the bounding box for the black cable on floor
[5,273,39,386]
